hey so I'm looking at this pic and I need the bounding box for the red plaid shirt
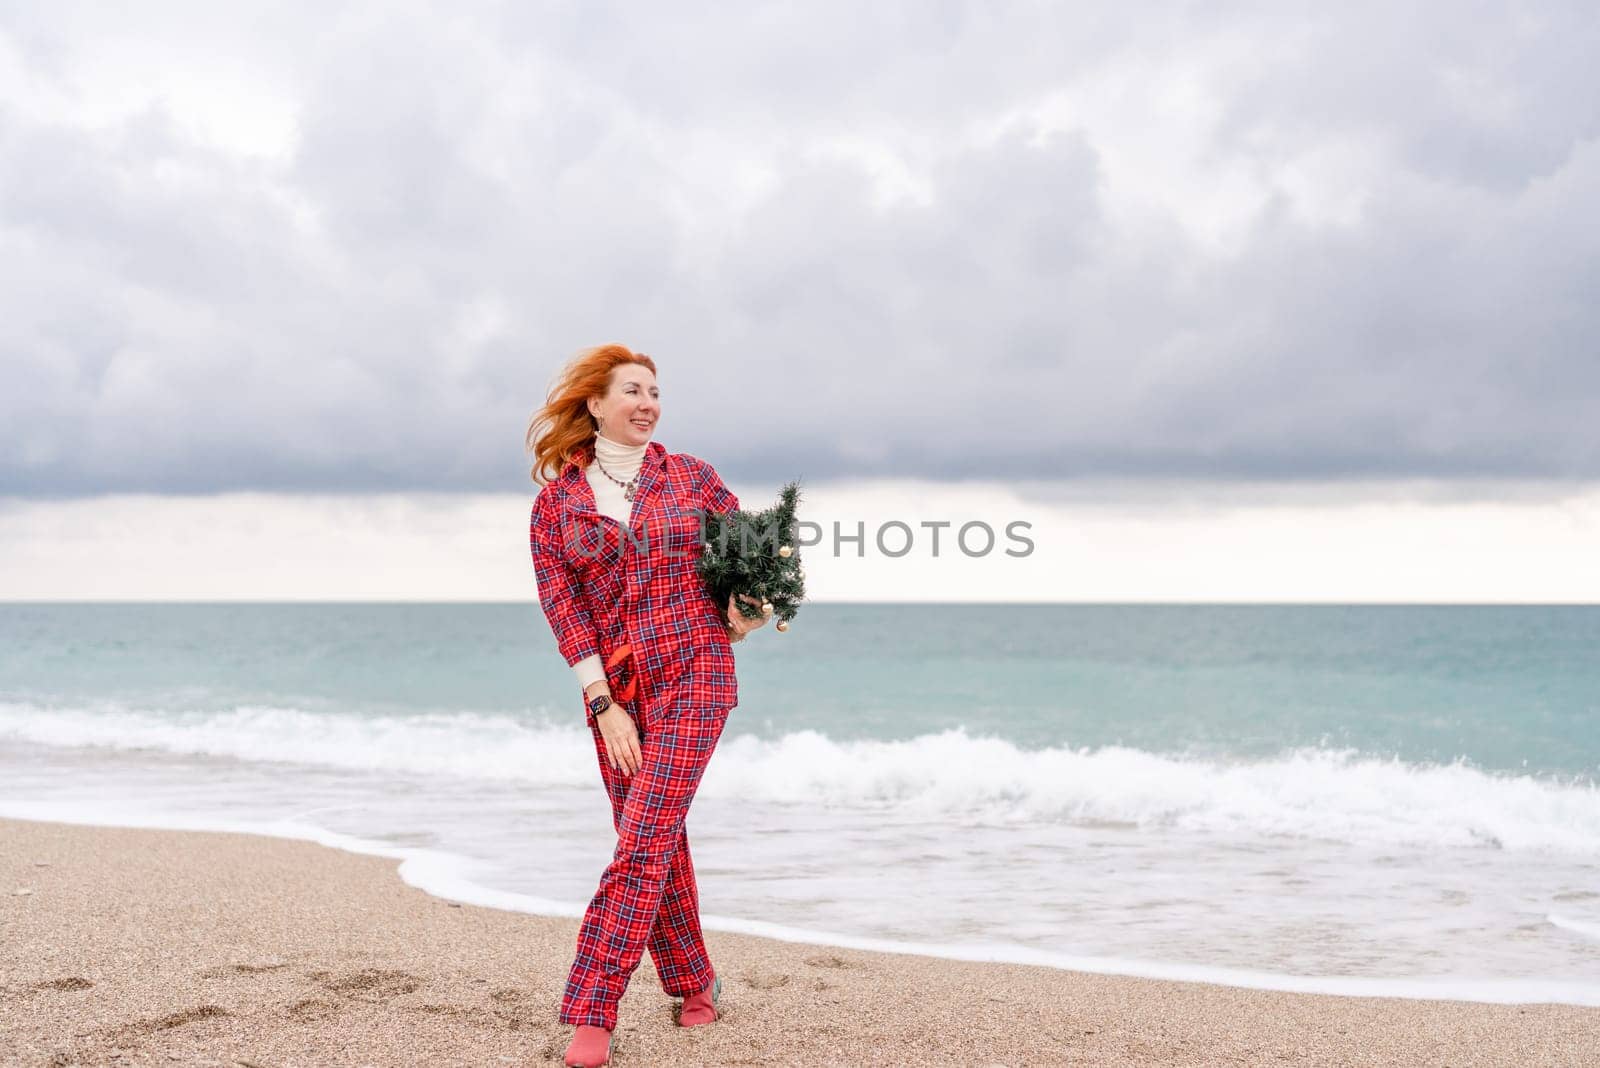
[530,439,741,716]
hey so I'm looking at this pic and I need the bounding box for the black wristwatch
[587,693,614,720]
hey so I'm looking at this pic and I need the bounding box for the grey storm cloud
[1,1,1598,498]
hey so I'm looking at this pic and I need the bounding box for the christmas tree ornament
[761,601,774,615]
[775,620,789,632]
[778,545,793,558]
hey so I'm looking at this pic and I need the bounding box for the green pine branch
[698,480,807,625]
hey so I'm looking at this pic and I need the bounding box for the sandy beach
[1,817,1595,1067]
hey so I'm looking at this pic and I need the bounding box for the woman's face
[588,365,659,446]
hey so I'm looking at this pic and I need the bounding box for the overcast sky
[2,3,1598,599]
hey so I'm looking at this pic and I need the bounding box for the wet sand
[2,816,1596,1066]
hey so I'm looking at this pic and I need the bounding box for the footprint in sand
[316,968,423,1002]
[108,1004,231,1044]
[486,988,543,1031]
[284,997,341,1022]
[740,972,792,990]
[0,976,95,1000]
[146,1006,230,1030]
[200,961,290,978]
[803,953,858,970]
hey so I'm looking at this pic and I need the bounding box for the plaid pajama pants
[559,661,733,1030]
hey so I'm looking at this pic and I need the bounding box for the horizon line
[4,599,1599,608]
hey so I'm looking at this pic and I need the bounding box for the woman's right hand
[596,705,642,778]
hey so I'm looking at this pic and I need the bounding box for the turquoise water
[4,603,1596,775]
[2,603,1598,1002]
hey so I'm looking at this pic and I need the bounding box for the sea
[2,603,1597,1006]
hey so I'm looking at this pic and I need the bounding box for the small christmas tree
[698,480,806,631]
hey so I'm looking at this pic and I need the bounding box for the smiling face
[586,363,660,446]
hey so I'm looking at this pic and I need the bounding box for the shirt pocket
[567,515,625,582]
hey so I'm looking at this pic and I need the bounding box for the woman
[526,343,768,1067]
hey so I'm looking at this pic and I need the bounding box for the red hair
[526,344,659,485]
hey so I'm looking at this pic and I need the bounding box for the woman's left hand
[725,592,770,641]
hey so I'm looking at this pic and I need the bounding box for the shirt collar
[558,439,665,490]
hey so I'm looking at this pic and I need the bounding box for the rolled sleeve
[529,494,601,667]
[572,653,606,690]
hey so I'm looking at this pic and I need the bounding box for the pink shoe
[564,1023,613,1067]
[678,974,722,1027]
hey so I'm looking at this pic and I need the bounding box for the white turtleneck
[587,431,646,526]
[572,432,647,691]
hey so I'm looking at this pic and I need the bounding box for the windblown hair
[526,344,658,486]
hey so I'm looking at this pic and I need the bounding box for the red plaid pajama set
[529,439,741,1030]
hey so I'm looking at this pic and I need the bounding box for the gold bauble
[775,620,789,632]
[762,601,774,615]
[778,545,793,557]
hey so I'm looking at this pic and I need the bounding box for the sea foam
[2,700,1596,856]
